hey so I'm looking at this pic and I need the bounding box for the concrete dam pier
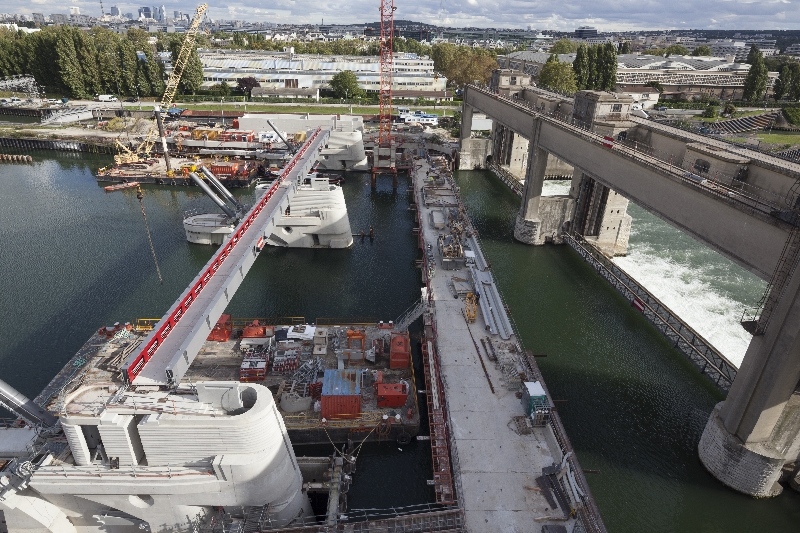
[459,83,800,498]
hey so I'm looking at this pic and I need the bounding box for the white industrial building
[498,51,777,101]
[192,49,448,97]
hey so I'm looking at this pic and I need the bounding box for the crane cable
[136,186,164,284]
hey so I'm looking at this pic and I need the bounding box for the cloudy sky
[13,0,800,30]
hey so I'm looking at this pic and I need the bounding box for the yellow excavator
[114,3,208,173]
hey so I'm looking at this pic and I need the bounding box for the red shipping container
[321,369,361,419]
[321,395,361,419]
[389,332,411,369]
[377,382,408,408]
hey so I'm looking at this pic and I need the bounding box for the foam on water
[541,179,763,368]
[614,204,765,368]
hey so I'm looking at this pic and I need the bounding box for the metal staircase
[394,299,425,331]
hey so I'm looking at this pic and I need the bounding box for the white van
[96,95,118,102]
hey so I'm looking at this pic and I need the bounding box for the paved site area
[412,156,576,533]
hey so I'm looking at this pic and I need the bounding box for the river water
[0,152,799,530]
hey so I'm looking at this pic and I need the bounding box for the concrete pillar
[458,104,475,169]
[699,262,800,497]
[570,172,631,256]
[514,119,574,245]
[508,132,530,177]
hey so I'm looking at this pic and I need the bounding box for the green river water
[0,152,798,530]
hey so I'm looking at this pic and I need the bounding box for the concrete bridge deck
[463,85,793,280]
[412,154,604,532]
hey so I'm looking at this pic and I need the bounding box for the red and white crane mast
[372,0,398,188]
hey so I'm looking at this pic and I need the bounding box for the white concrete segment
[125,129,330,386]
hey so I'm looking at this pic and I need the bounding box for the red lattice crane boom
[372,0,397,188]
[377,0,395,148]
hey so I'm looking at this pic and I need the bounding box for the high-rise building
[575,26,598,39]
[110,5,120,16]
[139,6,152,19]
[69,6,80,15]
[174,10,182,20]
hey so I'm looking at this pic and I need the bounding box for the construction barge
[409,148,607,531]
[45,317,421,447]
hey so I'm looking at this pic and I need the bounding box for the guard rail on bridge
[465,85,794,219]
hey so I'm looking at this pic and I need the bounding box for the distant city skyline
[7,0,800,30]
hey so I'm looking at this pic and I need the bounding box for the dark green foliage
[783,107,800,125]
[0,25,189,99]
[692,45,712,56]
[571,43,616,91]
[664,44,689,56]
[236,76,260,97]
[774,63,800,101]
[619,41,631,54]
[550,39,579,54]
[702,106,719,118]
[743,46,769,103]
[586,46,597,90]
[329,70,362,99]
[573,44,589,89]
[644,80,664,93]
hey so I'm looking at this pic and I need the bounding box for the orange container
[207,314,232,342]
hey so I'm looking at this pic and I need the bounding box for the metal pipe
[200,166,243,210]
[266,120,296,154]
[0,377,58,427]
[188,172,237,219]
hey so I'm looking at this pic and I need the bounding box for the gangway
[121,127,330,386]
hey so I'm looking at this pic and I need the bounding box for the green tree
[743,46,769,103]
[56,28,86,98]
[237,76,260,98]
[692,45,713,57]
[210,81,231,97]
[788,63,800,101]
[573,44,589,89]
[745,44,761,65]
[329,70,362,99]
[664,44,689,56]
[702,105,719,118]
[537,60,577,95]
[619,41,631,54]
[72,29,101,97]
[165,34,203,96]
[599,42,617,90]
[773,64,793,100]
[550,39,579,54]
[644,80,664,93]
[586,45,597,90]
[431,43,458,78]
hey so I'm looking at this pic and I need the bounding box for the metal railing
[564,233,738,391]
[467,85,796,220]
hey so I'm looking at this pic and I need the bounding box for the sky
[11,0,800,31]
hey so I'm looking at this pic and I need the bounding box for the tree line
[0,26,502,99]
[0,26,208,99]
[536,43,617,95]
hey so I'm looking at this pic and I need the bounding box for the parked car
[124,97,139,102]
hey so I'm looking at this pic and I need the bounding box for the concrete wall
[458,137,492,169]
